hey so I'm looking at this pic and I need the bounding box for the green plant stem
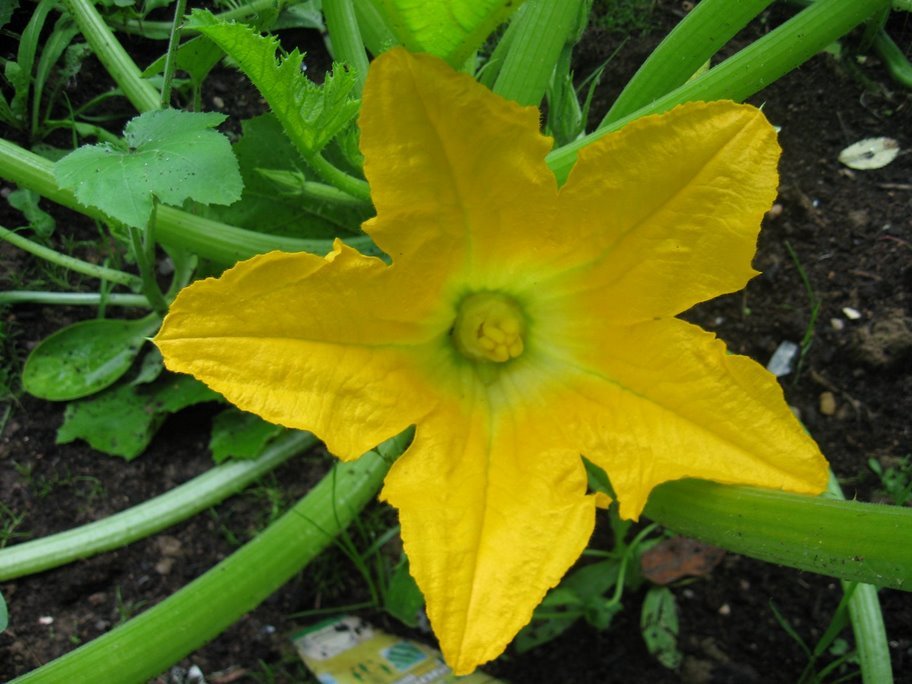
[159,0,189,107]
[64,0,160,113]
[306,151,372,202]
[602,0,775,125]
[111,0,282,38]
[352,0,397,55]
[493,0,584,105]
[0,224,143,289]
[0,138,374,264]
[324,0,370,94]
[127,225,167,312]
[43,120,122,145]
[0,432,316,581]
[643,479,912,591]
[547,0,889,182]
[827,472,893,684]
[606,522,657,607]
[874,28,912,88]
[12,448,391,683]
[0,291,149,306]
[299,179,371,207]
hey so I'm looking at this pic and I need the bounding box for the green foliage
[188,11,360,159]
[384,557,425,627]
[55,109,243,229]
[592,0,656,34]
[0,0,90,136]
[141,35,223,85]
[209,408,283,463]
[640,586,682,669]
[0,0,19,27]
[22,315,160,401]
[516,558,622,652]
[6,189,56,238]
[546,52,584,145]
[769,591,861,684]
[2,0,56,127]
[57,373,219,459]
[205,113,364,238]
[0,501,29,548]
[868,455,912,506]
[0,589,7,633]
[371,0,525,66]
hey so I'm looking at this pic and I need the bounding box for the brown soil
[1,2,910,683]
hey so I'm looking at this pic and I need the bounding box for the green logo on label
[382,641,427,671]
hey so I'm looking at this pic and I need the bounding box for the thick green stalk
[493,0,584,105]
[548,0,889,182]
[602,0,775,125]
[0,224,142,289]
[64,0,160,113]
[0,432,316,581]
[827,473,893,684]
[0,291,149,306]
[0,138,373,264]
[478,2,523,88]
[324,0,370,94]
[643,479,912,591]
[12,449,391,683]
[352,0,398,55]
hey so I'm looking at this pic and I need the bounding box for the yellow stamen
[452,292,526,364]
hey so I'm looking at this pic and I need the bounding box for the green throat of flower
[452,292,526,364]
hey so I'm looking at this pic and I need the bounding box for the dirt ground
[1,2,910,682]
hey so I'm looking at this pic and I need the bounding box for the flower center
[452,292,525,364]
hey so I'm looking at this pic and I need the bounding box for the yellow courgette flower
[155,48,828,674]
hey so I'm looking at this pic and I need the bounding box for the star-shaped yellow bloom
[155,48,828,674]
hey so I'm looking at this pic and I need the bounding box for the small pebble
[767,340,799,377]
[820,392,837,416]
[718,604,731,616]
[765,203,783,220]
[155,557,175,575]
[212,95,225,109]
[830,318,845,331]
[156,536,183,557]
[843,306,862,320]
[187,665,206,684]
[88,592,107,606]
[38,616,54,625]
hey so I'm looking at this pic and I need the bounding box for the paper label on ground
[292,615,504,684]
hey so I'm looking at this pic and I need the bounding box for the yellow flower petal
[594,492,613,510]
[381,390,595,675]
[531,317,828,520]
[359,48,563,291]
[155,243,446,459]
[542,101,780,323]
